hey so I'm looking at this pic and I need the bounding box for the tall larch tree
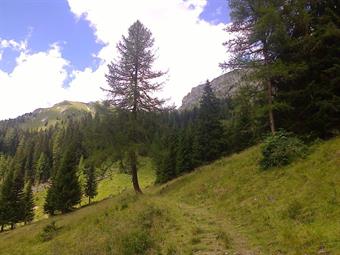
[221,0,289,134]
[104,20,166,193]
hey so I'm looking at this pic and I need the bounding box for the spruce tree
[52,143,82,213]
[196,81,224,162]
[22,181,34,224]
[0,170,14,231]
[84,165,97,204]
[176,128,194,174]
[44,181,57,215]
[77,155,86,195]
[44,131,82,215]
[10,168,25,228]
[0,168,25,229]
[155,132,178,183]
[105,20,166,193]
[35,152,49,184]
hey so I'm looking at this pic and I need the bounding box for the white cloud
[0,43,70,119]
[0,39,105,120]
[0,38,27,52]
[67,0,230,107]
[0,1,230,120]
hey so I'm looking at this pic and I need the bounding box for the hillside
[0,101,96,130]
[0,136,339,254]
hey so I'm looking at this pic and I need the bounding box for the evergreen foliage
[260,131,307,169]
[45,143,82,214]
[35,152,49,184]
[22,181,35,224]
[84,165,97,204]
[196,81,224,162]
[104,20,166,193]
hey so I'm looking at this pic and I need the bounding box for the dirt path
[154,196,260,255]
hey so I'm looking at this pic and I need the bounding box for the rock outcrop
[180,69,247,110]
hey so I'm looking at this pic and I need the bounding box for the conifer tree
[44,181,57,215]
[0,170,14,231]
[35,152,49,184]
[155,132,178,183]
[84,165,97,204]
[52,143,82,213]
[176,128,194,174]
[104,20,166,193]
[22,181,34,224]
[77,155,86,195]
[0,168,25,229]
[220,0,290,134]
[196,81,224,162]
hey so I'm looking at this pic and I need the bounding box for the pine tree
[221,0,290,134]
[44,138,82,214]
[176,128,194,174]
[0,170,14,231]
[44,180,57,215]
[84,165,97,204]
[77,155,86,195]
[196,81,224,162]
[104,20,166,193]
[0,168,25,229]
[22,181,34,224]
[35,152,49,184]
[53,143,82,213]
[155,132,178,183]
[10,168,25,228]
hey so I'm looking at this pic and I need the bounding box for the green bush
[38,221,59,242]
[260,131,307,169]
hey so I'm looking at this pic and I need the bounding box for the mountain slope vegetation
[1,101,95,130]
[0,136,339,255]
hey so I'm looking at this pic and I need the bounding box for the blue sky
[0,0,230,119]
[0,0,102,73]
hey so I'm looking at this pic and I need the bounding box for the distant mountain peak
[180,69,247,110]
[0,101,96,130]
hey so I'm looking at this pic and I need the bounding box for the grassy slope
[0,137,339,255]
[33,157,155,221]
[18,101,95,130]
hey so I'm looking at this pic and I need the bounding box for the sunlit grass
[2,136,340,254]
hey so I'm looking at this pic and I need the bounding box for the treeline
[0,110,108,228]
[0,0,338,229]
[151,80,268,183]
[222,0,339,138]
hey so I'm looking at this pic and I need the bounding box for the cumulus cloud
[0,42,69,119]
[67,0,230,106]
[0,0,230,119]
[0,39,104,120]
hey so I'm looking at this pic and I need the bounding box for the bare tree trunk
[267,79,275,134]
[263,47,276,134]
[129,149,142,194]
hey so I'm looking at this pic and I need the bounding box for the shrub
[38,221,59,242]
[260,131,307,169]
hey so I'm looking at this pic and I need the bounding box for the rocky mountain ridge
[180,69,247,110]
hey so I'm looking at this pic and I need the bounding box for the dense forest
[0,0,339,231]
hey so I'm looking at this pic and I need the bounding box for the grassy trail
[0,136,339,254]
